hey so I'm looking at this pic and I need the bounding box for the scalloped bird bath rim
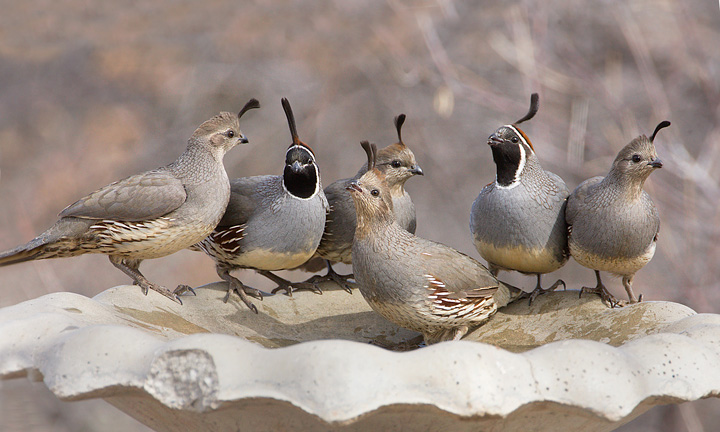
[1,283,719,432]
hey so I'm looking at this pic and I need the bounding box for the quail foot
[192,98,328,311]
[0,99,261,304]
[471,93,569,304]
[566,121,670,307]
[350,141,522,344]
[304,114,423,292]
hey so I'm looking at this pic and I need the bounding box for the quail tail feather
[0,218,94,267]
[0,243,46,266]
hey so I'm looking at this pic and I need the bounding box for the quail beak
[290,160,303,172]
[346,181,363,193]
[648,159,663,169]
[409,165,424,176]
[487,133,503,146]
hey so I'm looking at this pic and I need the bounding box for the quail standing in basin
[566,121,670,307]
[470,93,569,303]
[192,98,328,312]
[350,141,522,344]
[0,99,261,303]
[304,114,423,291]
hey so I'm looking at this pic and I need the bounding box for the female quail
[0,99,260,304]
[304,114,423,291]
[350,142,521,344]
[566,121,670,307]
[192,98,328,312]
[470,93,569,303]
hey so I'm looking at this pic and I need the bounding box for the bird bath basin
[1,282,719,431]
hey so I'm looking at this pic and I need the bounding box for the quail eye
[226,130,235,138]
[370,189,380,197]
[391,160,402,168]
[511,136,519,143]
[631,154,641,163]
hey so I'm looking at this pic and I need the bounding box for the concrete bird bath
[1,282,718,431]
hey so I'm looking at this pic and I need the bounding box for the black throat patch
[284,146,318,199]
[491,142,523,187]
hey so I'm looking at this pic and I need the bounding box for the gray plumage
[566,120,669,306]
[471,94,569,302]
[193,98,328,312]
[0,99,261,303]
[305,114,423,291]
[350,142,522,344]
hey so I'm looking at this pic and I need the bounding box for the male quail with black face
[192,98,328,312]
[350,142,521,344]
[0,99,260,303]
[470,93,569,303]
[305,114,423,291]
[566,121,670,307]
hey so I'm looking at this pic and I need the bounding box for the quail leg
[216,265,261,313]
[579,270,623,308]
[109,256,184,304]
[302,260,354,294]
[259,270,323,296]
[523,275,565,305]
[622,275,640,303]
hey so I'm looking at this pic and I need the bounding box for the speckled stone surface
[1,282,719,431]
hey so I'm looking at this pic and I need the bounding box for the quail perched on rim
[192,98,328,312]
[304,114,423,291]
[0,99,261,303]
[566,121,670,307]
[470,93,569,303]
[349,141,522,344]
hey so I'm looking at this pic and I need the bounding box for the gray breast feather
[212,174,327,260]
[567,177,659,259]
[219,175,280,227]
[565,176,603,226]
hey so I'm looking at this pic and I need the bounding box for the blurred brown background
[0,0,718,431]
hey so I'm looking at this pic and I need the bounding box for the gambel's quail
[566,121,670,307]
[193,98,328,311]
[0,99,261,303]
[350,141,522,344]
[305,114,423,291]
[471,93,569,303]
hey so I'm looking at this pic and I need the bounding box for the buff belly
[223,247,317,271]
[474,240,565,274]
[569,238,656,277]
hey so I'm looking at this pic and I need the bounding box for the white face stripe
[494,126,527,190]
[286,144,316,160]
[506,125,535,155]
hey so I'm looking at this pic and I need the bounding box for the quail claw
[521,278,564,305]
[301,262,354,294]
[144,282,185,305]
[259,270,322,296]
[224,285,262,314]
[269,281,323,296]
[174,284,196,297]
[579,284,623,308]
